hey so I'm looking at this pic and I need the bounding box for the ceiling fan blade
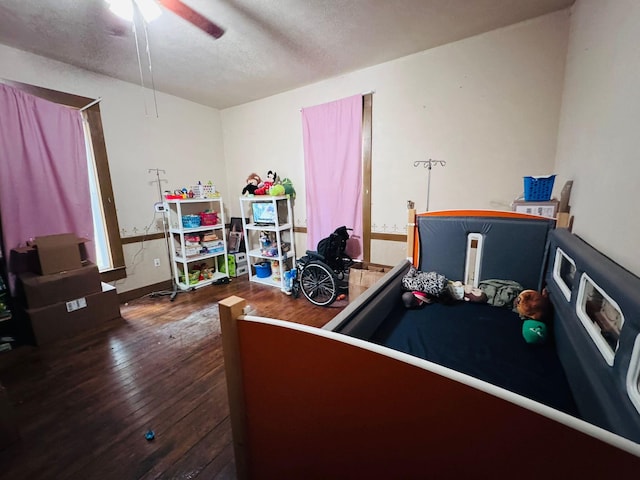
[158,0,225,39]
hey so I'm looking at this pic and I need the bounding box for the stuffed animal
[254,170,276,195]
[242,173,262,195]
[269,184,286,196]
[515,289,551,344]
[281,177,296,198]
[515,289,551,321]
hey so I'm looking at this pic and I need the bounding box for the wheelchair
[292,226,354,306]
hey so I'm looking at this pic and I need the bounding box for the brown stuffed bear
[514,288,551,320]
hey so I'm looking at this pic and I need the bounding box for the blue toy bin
[181,214,201,228]
[523,174,556,201]
[254,262,272,278]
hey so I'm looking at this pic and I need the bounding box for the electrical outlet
[153,258,161,267]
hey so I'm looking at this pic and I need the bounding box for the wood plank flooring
[0,277,346,479]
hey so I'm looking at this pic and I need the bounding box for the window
[576,273,624,366]
[3,80,125,280]
[553,248,576,301]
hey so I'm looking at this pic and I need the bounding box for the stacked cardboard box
[11,234,121,346]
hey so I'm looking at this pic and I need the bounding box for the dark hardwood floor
[0,276,346,479]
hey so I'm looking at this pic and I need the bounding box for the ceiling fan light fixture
[105,0,162,23]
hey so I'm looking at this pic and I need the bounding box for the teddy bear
[242,173,261,195]
[254,170,276,195]
[515,288,551,344]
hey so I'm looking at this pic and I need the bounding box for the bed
[219,210,640,478]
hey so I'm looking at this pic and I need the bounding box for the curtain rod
[300,90,375,112]
[79,97,102,111]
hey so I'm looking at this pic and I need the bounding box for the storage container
[199,211,218,226]
[181,215,201,228]
[254,262,272,278]
[523,175,556,201]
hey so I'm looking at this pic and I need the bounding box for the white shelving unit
[166,198,228,290]
[240,195,295,290]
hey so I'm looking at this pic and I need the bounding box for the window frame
[626,334,640,415]
[553,247,576,302]
[2,79,125,281]
[575,272,624,367]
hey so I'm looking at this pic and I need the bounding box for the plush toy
[515,289,551,343]
[522,319,548,344]
[281,177,296,198]
[463,284,488,303]
[269,184,286,196]
[515,289,551,321]
[242,173,262,195]
[254,170,276,195]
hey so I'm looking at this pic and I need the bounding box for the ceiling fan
[105,0,225,39]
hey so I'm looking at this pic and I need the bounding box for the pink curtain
[302,95,363,258]
[0,84,93,288]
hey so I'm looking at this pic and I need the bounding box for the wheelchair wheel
[299,261,338,307]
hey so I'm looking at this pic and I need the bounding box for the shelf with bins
[239,195,296,290]
[165,198,228,290]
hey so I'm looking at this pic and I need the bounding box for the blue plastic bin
[254,262,272,278]
[523,175,555,201]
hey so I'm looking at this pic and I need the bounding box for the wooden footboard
[220,296,640,479]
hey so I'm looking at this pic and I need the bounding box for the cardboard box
[512,200,559,219]
[18,263,102,309]
[349,262,393,300]
[25,282,120,346]
[10,234,90,275]
[0,382,19,450]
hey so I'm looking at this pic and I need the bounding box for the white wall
[0,44,226,293]
[222,11,570,266]
[554,0,640,277]
[1,9,577,292]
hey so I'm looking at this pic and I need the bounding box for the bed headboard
[546,228,640,443]
[416,210,556,291]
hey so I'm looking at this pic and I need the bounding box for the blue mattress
[371,301,579,416]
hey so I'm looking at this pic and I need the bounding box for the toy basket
[199,211,218,226]
[254,262,272,278]
[181,214,201,229]
[523,175,556,201]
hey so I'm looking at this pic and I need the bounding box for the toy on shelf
[242,173,262,196]
[281,177,296,198]
[254,170,276,195]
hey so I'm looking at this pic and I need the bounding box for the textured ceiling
[0,0,574,109]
